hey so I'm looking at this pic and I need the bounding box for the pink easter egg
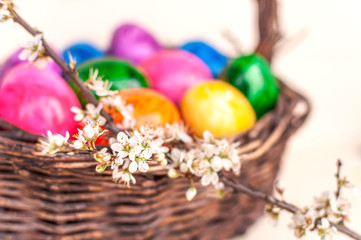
[139,50,212,103]
[0,63,80,136]
[0,48,62,85]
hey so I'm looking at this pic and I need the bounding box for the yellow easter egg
[180,81,256,138]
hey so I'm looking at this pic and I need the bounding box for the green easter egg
[225,54,279,119]
[77,57,149,90]
[72,58,149,106]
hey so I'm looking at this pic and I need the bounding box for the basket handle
[254,0,281,63]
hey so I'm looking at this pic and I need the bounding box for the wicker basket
[0,1,310,239]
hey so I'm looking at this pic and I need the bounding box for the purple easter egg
[108,23,162,64]
[0,63,80,136]
[139,50,213,104]
[0,48,62,85]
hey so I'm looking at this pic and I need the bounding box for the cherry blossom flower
[112,166,136,186]
[163,123,193,143]
[67,51,77,70]
[85,68,114,97]
[101,95,136,129]
[19,34,45,62]
[71,103,106,126]
[0,0,13,22]
[38,130,70,154]
[73,122,107,150]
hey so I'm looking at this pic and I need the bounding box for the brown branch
[221,176,361,240]
[0,118,42,142]
[335,159,342,199]
[255,0,281,63]
[8,7,120,135]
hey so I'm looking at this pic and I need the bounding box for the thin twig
[335,159,342,199]
[220,176,361,240]
[8,6,120,134]
[220,29,243,56]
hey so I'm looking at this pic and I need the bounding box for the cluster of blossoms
[287,189,351,240]
[286,184,354,239]
[109,128,168,186]
[38,122,108,153]
[0,0,13,23]
[167,131,241,200]
[264,174,359,240]
[108,124,194,186]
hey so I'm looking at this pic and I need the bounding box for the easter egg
[110,88,180,128]
[0,63,80,136]
[181,41,228,78]
[77,58,149,91]
[225,54,280,119]
[0,48,62,84]
[181,81,256,138]
[62,42,104,66]
[108,23,162,64]
[139,50,212,104]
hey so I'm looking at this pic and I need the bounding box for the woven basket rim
[0,79,310,175]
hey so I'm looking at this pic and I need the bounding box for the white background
[1,0,361,239]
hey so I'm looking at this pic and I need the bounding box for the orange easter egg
[112,88,180,128]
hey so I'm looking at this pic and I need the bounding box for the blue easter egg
[62,42,104,66]
[180,41,228,77]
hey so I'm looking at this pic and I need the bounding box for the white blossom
[19,34,45,62]
[329,197,350,222]
[318,218,330,229]
[71,103,106,126]
[67,51,77,70]
[73,122,107,150]
[314,191,330,210]
[85,68,114,97]
[101,95,136,129]
[288,211,309,238]
[112,166,136,186]
[38,130,70,154]
[186,187,197,201]
[93,148,111,165]
[163,123,193,143]
[0,0,13,22]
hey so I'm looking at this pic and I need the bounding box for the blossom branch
[6,5,120,134]
[220,175,361,240]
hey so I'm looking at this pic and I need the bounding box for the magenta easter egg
[139,50,212,103]
[0,64,80,136]
[108,23,162,64]
[0,48,62,85]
